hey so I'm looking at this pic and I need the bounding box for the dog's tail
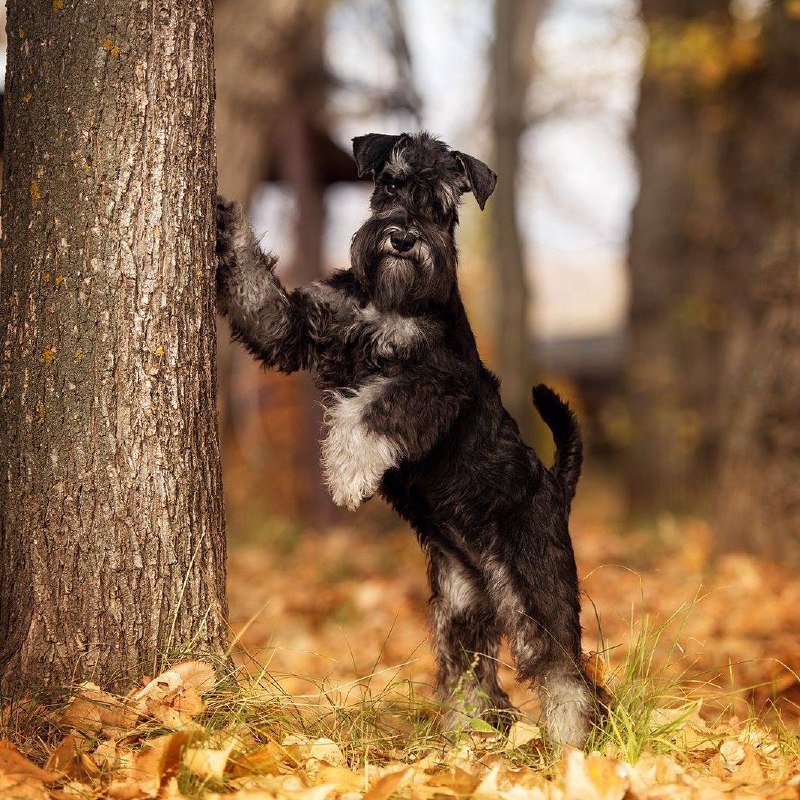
[532,384,583,504]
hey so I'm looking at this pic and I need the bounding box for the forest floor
[4,479,800,798]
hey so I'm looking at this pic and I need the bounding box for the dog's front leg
[322,363,470,510]
[322,378,406,510]
[216,198,327,373]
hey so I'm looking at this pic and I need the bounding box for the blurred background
[207,0,800,721]
[213,0,800,555]
[5,0,798,720]
[210,0,800,718]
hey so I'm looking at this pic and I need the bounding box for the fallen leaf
[474,765,502,799]
[563,749,628,800]
[229,742,287,777]
[108,776,160,799]
[505,720,542,750]
[0,773,49,800]
[317,765,364,792]
[720,739,746,769]
[172,660,216,694]
[45,735,99,782]
[183,736,238,781]
[364,767,413,800]
[60,682,138,737]
[730,744,765,785]
[282,736,346,767]
[133,730,197,782]
[131,671,183,715]
[0,740,61,783]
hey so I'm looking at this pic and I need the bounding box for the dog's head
[349,132,496,313]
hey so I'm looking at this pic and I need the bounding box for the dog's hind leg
[427,546,515,732]
[483,550,600,748]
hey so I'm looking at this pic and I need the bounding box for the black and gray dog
[215,132,605,747]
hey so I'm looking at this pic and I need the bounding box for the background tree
[626,1,800,565]
[626,0,734,515]
[713,5,800,564]
[491,0,546,439]
[0,0,227,692]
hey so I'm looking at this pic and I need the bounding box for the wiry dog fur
[216,131,607,747]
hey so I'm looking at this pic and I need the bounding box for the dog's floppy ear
[352,133,403,179]
[453,151,497,210]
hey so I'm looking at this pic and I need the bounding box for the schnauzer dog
[215,132,606,747]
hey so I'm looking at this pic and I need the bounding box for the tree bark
[491,0,545,441]
[713,7,800,563]
[0,0,227,693]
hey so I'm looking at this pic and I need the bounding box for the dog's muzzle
[389,230,417,253]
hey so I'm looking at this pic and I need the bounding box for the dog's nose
[390,230,417,253]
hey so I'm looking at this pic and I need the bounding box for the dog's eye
[385,178,404,193]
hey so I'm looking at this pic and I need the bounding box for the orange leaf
[0,740,61,783]
[172,661,216,694]
[45,735,99,782]
[364,767,413,800]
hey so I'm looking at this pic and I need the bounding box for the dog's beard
[373,255,419,310]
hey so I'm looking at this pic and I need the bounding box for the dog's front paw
[328,476,375,511]
[324,445,384,510]
[216,196,242,270]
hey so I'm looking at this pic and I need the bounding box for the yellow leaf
[364,767,413,800]
[505,720,542,750]
[281,735,345,767]
[45,735,99,782]
[317,765,364,791]
[172,660,216,693]
[61,682,138,737]
[730,744,765,786]
[132,730,196,782]
[183,737,237,781]
[473,765,502,799]
[0,774,48,800]
[563,749,628,800]
[0,741,61,783]
[228,743,286,777]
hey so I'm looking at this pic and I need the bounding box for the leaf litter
[3,482,800,798]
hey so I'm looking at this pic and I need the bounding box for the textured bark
[0,0,227,693]
[714,8,800,563]
[491,0,545,440]
[625,0,729,515]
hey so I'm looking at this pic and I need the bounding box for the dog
[215,132,606,747]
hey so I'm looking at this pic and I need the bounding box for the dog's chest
[358,305,426,359]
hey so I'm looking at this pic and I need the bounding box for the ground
[3,479,799,798]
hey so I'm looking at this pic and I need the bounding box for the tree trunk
[0,0,227,694]
[714,7,800,564]
[491,0,545,441]
[625,0,730,516]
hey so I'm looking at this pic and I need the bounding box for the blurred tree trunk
[625,0,730,516]
[491,0,546,440]
[214,0,303,467]
[0,0,227,693]
[714,8,800,564]
[215,0,334,526]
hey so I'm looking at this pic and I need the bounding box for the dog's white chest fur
[321,377,403,510]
